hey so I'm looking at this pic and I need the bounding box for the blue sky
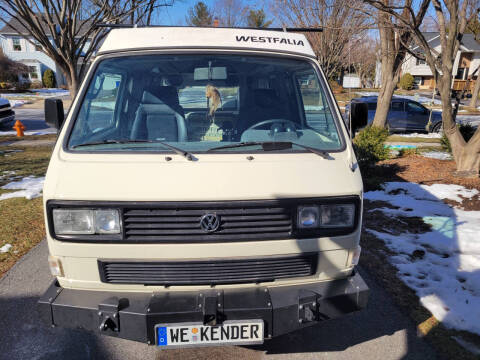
[157,0,272,26]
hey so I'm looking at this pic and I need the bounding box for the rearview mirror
[350,102,368,134]
[194,67,227,81]
[45,98,64,129]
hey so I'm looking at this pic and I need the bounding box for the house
[0,17,92,87]
[402,32,480,90]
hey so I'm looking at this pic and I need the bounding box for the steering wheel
[246,119,299,133]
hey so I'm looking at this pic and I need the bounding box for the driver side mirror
[45,98,64,129]
[350,102,368,134]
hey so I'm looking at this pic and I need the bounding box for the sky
[156,0,273,26]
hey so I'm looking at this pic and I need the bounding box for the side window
[70,72,123,145]
[296,70,337,142]
[391,102,404,111]
[407,101,425,113]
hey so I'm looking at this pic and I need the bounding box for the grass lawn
[0,133,57,144]
[0,140,53,277]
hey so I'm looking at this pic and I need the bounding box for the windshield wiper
[72,139,195,161]
[207,141,332,159]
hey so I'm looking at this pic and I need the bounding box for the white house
[0,17,92,86]
[402,32,480,89]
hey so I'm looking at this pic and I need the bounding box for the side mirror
[45,98,64,129]
[350,102,368,134]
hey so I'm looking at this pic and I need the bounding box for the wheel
[431,122,442,133]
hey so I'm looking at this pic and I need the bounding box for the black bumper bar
[38,272,369,345]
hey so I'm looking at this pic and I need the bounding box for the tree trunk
[62,64,80,100]
[469,77,480,108]
[439,79,480,176]
[372,71,398,128]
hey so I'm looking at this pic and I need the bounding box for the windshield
[68,54,343,152]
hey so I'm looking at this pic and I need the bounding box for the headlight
[320,204,355,227]
[297,206,320,228]
[53,208,121,235]
[95,209,121,234]
[297,204,355,229]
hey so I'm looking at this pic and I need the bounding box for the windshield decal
[235,36,304,46]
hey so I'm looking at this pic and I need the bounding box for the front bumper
[38,272,369,345]
[0,113,15,125]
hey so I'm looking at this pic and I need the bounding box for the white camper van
[38,26,369,348]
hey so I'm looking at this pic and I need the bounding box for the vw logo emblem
[200,213,220,233]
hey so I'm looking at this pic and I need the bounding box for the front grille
[123,201,293,242]
[98,255,317,285]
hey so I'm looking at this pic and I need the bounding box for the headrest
[141,90,163,104]
[152,86,180,106]
[254,89,279,108]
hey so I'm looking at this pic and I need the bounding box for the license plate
[156,320,264,347]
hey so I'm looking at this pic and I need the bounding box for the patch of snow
[396,132,442,139]
[9,100,26,108]
[457,115,480,126]
[355,92,442,105]
[421,151,452,160]
[0,176,45,200]
[0,89,69,100]
[0,129,57,136]
[365,182,480,335]
[0,243,12,253]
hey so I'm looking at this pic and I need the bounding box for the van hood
[45,152,362,201]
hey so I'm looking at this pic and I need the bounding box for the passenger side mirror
[350,102,368,134]
[45,98,64,129]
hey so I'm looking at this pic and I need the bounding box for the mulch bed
[369,154,480,211]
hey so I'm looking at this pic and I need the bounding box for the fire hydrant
[13,120,25,137]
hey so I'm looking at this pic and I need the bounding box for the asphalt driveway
[0,239,439,360]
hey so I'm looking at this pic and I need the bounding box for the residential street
[0,240,437,360]
[14,108,56,133]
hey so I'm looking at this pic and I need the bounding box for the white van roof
[98,27,316,58]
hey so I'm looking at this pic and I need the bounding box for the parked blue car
[346,96,443,133]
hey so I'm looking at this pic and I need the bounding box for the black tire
[431,122,442,133]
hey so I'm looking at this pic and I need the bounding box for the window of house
[28,66,39,79]
[12,37,22,51]
[33,39,42,51]
[416,58,426,66]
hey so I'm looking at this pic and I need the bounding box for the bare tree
[274,0,372,81]
[128,0,172,26]
[365,0,480,176]
[0,0,168,97]
[363,0,429,128]
[350,37,378,88]
[214,0,247,27]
